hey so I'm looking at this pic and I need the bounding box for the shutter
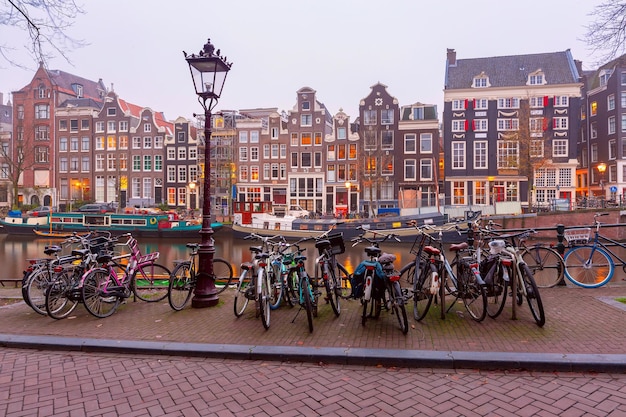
[542,117,548,131]
[543,96,549,107]
[464,120,469,131]
[464,99,468,110]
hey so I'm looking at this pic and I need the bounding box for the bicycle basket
[410,233,433,257]
[328,232,345,255]
[563,228,591,245]
[87,236,113,255]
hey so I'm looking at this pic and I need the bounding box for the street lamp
[597,162,607,195]
[184,38,232,308]
[188,181,196,210]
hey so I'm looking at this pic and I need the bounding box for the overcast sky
[0,0,607,122]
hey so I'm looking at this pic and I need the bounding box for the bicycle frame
[577,225,626,268]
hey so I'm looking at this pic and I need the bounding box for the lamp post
[597,162,607,207]
[185,38,232,308]
[188,181,196,210]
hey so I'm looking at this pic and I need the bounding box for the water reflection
[0,233,418,280]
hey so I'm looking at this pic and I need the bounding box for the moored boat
[0,212,222,238]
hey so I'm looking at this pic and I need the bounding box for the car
[77,203,116,213]
[26,206,56,217]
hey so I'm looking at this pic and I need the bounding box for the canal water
[0,230,421,281]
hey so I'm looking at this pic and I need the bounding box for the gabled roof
[445,50,581,90]
[585,53,626,90]
[46,69,106,101]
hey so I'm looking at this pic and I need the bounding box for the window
[107,121,116,133]
[107,136,116,150]
[132,137,141,149]
[144,124,151,133]
[452,182,466,204]
[591,143,598,162]
[119,154,127,171]
[70,157,78,172]
[95,137,105,150]
[70,137,79,151]
[107,107,116,116]
[35,104,49,119]
[70,119,79,132]
[107,154,117,170]
[35,146,49,163]
[143,137,152,149]
[119,136,128,150]
[178,148,187,160]
[381,109,394,125]
[554,96,569,107]
[337,144,346,160]
[132,155,141,171]
[474,98,488,110]
[552,139,568,157]
[59,157,68,172]
[608,94,616,111]
[239,147,248,162]
[530,140,544,158]
[405,134,416,153]
[301,114,312,127]
[497,98,519,109]
[529,118,544,132]
[131,178,140,199]
[280,144,287,158]
[609,116,616,134]
[302,101,310,110]
[553,117,568,130]
[622,93,626,108]
[143,155,152,171]
[381,131,393,150]
[404,160,416,180]
[609,140,616,160]
[167,166,176,182]
[420,133,432,153]
[143,178,152,199]
[189,147,196,160]
[35,126,49,140]
[529,96,545,108]
[60,137,68,151]
[452,120,466,132]
[301,152,312,167]
[474,181,488,205]
[364,130,376,150]
[59,120,68,130]
[327,145,335,161]
[95,154,104,171]
[301,132,312,146]
[271,127,279,139]
[178,166,187,182]
[314,132,322,145]
[167,148,176,160]
[420,159,433,180]
[250,166,259,182]
[291,152,298,167]
[250,147,259,161]
[591,122,598,139]
[452,100,466,110]
[250,131,259,143]
[528,74,544,85]
[474,141,487,169]
[591,101,598,116]
[81,137,90,151]
[82,156,90,172]
[17,105,24,120]
[240,166,248,181]
[95,121,105,133]
[497,118,519,131]
[363,110,377,125]
[154,136,163,149]
[497,141,519,168]
[467,119,483,133]
[473,77,488,88]
[452,142,465,169]
[337,127,346,140]
[239,131,248,143]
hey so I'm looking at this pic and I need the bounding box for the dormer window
[472,72,489,88]
[600,69,613,86]
[71,83,83,98]
[528,70,546,86]
[302,101,310,110]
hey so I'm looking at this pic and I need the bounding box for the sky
[0,0,608,123]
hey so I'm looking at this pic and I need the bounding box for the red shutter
[464,120,469,131]
[464,99,468,110]
[472,120,476,130]
[543,96,549,107]
[542,117,548,131]
[473,99,477,109]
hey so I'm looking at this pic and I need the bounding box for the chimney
[447,48,457,66]
[0,92,3,105]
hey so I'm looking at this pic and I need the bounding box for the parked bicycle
[280,238,318,333]
[168,241,234,311]
[233,233,282,330]
[312,228,349,317]
[350,227,408,334]
[406,222,487,322]
[563,212,626,288]
[80,233,171,318]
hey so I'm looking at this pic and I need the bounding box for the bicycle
[491,229,546,327]
[233,233,282,330]
[45,236,128,319]
[80,234,171,318]
[413,223,487,322]
[350,228,408,334]
[312,228,349,317]
[563,212,626,288]
[168,242,234,311]
[482,219,564,288]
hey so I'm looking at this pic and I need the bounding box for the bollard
[556,224,566,286]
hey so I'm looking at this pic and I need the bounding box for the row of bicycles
[21,231,173,319]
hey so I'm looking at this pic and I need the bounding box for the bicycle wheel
[132,263,170,302]
[268,262,283,310]
[485,262,508,319]
[234,270,251,317]
[213,258,234,294]
[301,275,314,333]
[168,262,194,311]
[81,268,121,318]
[259,268,271,330]
[459,266,487,322]
[413,263,434,321]
[563,246,614,288]
[520,263,545,327]
[25,268,52,315]
[324,262,341,317]
[390,281,408,334]
[45,269,80,319]
[522,246,564,288]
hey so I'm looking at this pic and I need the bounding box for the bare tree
[585,2,626,64]
[0,130,36,208]
[1,0,85,68]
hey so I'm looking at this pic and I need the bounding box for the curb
[1,333,626,373]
